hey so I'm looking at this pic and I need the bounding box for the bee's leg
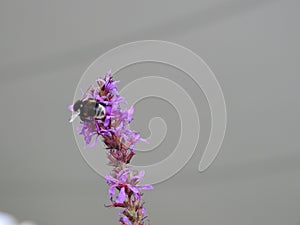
[80,116,93,123]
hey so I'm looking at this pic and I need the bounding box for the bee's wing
[69,111,80,123]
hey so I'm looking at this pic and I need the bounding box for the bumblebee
[69,98,106,123]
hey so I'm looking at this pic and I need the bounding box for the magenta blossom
[105,168,153,203]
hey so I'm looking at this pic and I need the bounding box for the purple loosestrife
[69,71,153,225]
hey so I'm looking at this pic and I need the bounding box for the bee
[69,98,106,123]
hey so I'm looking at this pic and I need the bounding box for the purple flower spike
[69,71,153,225]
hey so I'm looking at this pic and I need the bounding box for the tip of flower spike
[106,69,112,76]
[105,70,112,81]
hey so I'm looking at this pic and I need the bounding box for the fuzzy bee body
[69,98,106,123]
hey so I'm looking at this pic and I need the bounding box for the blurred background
[0,0,300,224]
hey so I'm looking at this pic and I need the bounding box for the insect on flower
[69,89,106,123]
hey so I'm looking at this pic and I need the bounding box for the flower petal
[105,174,118,184]
[127,184,139,195]
[109,184,117,201]
[139,184,154,190]
[122,216,132,225]
[132,170,145,183]
[117,168,130,182]
[68,104,73,111]
[116,187,126,204]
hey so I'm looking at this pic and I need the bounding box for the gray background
[0,0,300,224]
